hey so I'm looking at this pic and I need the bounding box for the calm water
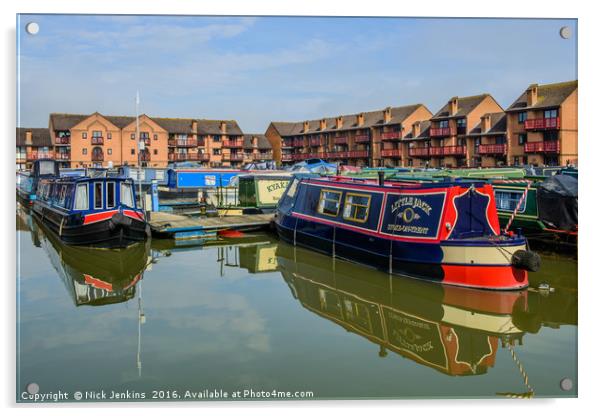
[16,207,577,401]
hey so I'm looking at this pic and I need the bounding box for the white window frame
[74,183,89,211]
[106,182,116,209]
[93,182,104,210]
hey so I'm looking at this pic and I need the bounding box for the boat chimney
[378,171,385,186]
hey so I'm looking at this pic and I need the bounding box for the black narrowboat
[32,176,150,248]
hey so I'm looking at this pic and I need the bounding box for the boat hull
[32,204,149,249]
[275,214,528,290]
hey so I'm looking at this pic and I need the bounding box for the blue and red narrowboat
[275,174,540,290]
[32,176,149,248]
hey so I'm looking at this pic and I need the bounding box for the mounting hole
[26,383,39,394]
[559,26,571,39]
[26,22,39,35]
[560,377,573,391]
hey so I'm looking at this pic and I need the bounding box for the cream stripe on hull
[441,243,526,266]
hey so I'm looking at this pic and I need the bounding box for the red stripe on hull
[84,274,113,291]
[442,265,528,290]
[442,285,528,314]
[83,210,119,225]
[123,210,145,221]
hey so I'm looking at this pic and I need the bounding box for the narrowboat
[16,159,60,205]
[275,174,540,290]
[32,175,150,248]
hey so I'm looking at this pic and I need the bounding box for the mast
[136,91,144,211]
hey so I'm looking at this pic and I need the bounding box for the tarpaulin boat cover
[536,174,578,230]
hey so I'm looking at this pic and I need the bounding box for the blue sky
[17,15,577,133]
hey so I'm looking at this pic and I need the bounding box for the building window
[213,149,221,155]
[456,118,466,128]
[107,132,112,140]
[131,149,135,155]
[544,109,558,119]
[82,148,87,155]
[82,132,87,139]
[317,190,342,217]
[154,134,158,140]
[131,133,135,140]
[343,193,371,223]
[518,112,527,123]
[107,148,112,155]
[439,120,449,128]
[153,149,158,155]
[213,135,220,142]
[92,131,102,138]
[518,134,527,145]
[141,132,149,139]
[475,138,481,147]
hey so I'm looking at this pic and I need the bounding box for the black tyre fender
[511,250,541,272]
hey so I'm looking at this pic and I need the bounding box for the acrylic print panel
[16,14,578,402]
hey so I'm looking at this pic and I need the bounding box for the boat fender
[511,250,541,272]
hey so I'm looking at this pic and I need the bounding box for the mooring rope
[503,181,532,234]
[496,344,534,399]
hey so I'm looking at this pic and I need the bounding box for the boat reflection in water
[278,242,534,378]
[31,213,151,307]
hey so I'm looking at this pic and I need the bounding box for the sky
[17,15,577,133]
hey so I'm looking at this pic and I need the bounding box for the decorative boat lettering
[380,193,446,238]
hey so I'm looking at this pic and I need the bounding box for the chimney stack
[336,116,343,129]
[319,118,327,131]
[25,131,32,145]
[411,121,421,138]
[251,135,258,147]
[219,121,227,133]
[481,114,491,132]
[383,107,392,124]
[449,97,458,115]
[192,120,198,133]
[527,84,538,107]
[356,113,365,127]
[303,121,310,133]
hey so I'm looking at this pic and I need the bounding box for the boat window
[318,189,342,217]
[74,183,89,210]
[286,178,299,198]
[121,182,134,207]
[58,185,68,208]
[106,182,116,208]
[343,193,371,223]
[494,189,527,213]
[93,182,103,209]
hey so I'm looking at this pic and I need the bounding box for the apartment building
[505,81,578,166]
[47,112,250,168]
[16,128,53,170]
[428,94,504,168]
[466,112,508,167]
[265,104,433,167]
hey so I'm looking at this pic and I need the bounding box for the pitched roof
[269,104,428,137]
[49,113,243,135]
[243,134,271,149]
[431,94,493,120]
[404,120,431,140]
[467,112,507,136]
[506,80,578,111]
[16,128,52,146]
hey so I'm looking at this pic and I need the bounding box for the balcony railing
[478,144,507,155]
[524,140,560,153]
[224,139,244,148]
[91,137,104,145]
[254,152,273,160]
[355,134,370,143]
[429,145,466,156]
[55,137,70,145]
[334,136,348,145]
[91,153,104,162]
[309,138,321,146]
[229,153,244,161]
[429,127,452,137]
[168,138,197,147]
[382,131,402,140]
[408,147,430,157]
[56,153,70,160]
[524,117,560,130]
[169,153,201,161]
[348,150,369,158]
[282,154,293,162]
[26,151,54,160]
[381,149,402,158]
[292,139,304,147]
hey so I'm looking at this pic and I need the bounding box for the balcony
[355,134,370,143]
[281,154,293,162]
[56,153,70,160]
[478,144,507,155]
[140,153,151,162]
[348,150,369,158]
[143,138,151,146]
[524,140,560,153]
[229,153,244,161]
[292,139,304,147]
[91,137,104,145]
[26,151,54,160]
[309,138,321,147]
[254,152,273,160]
[91,153,104,162]
[429,145,466,156]
[169,138,197,147]
[408,147,429,157]
[224,138,244,148]
[382,131,402,141]
[429,127,452,137]
[334,136,348,145]
[55,136,70,145]
[524,117,560,130]
[381,149,402,158]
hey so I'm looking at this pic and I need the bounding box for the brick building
[16,127,53,170]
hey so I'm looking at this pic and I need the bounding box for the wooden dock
[149,212,274,240]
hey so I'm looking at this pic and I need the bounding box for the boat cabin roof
[306,175,487,190]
